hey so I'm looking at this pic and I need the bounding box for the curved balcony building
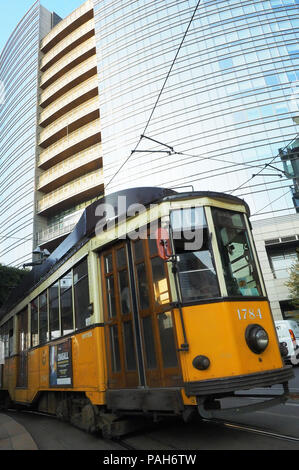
[0,1,54,267]
[93,0,299,220]
[35,0,103,251]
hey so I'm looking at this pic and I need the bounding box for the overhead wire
[237,183,292,198]
[251,189,292,216]
[103,149,284,192]
[229,135,298,194]
[0,235,33,241]
[250,206,295,217]
[103,137,297,190]
[102,0,298,219]
[104,0,202,191]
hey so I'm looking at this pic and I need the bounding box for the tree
[0,264,29,308]
[285,259,299,308]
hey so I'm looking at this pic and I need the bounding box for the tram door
[101,237,182,390]
[131,237,182,388]
[101,243,139,389]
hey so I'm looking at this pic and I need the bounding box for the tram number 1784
[237,308,263,320]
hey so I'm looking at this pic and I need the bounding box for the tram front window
[170,207,220,302]
[212,208,263,297]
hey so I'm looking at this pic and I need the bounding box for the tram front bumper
[184,365,294,419]
[184,365,294,396]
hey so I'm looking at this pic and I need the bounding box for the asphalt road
[4,366,299,452]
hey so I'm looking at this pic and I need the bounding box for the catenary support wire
[104,0,202,191]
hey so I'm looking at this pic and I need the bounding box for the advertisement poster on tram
[50,339,73,387]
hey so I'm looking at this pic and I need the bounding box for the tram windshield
[212,208,263,297]
[170,207,220,302]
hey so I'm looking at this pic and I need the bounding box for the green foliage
[0,264,29,308]
[285,259,299,308]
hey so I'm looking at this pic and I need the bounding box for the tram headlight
[245,324,269,354]
[192,355,210,370]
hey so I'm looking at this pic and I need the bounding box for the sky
[0,0,86,53]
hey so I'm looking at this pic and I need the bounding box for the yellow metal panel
[174,300,283,384]
[27,349,40,402]
[15,389,28,403]
[88,251,102,324]
[3,357,16,395]
[39,346,50,389]
[5,327,108,406]
[73,330,99,389]
[71,327,107,396]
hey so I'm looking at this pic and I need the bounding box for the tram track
[110,418,299,451]
[5,407,299,448]
[7,408,141,450]
[204,418,299,443]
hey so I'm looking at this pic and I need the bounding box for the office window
[267,244,298,279]
[219,58,233,69]
[265,74,280,86]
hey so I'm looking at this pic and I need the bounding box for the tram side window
[17,308,29,388]
[73,259,90,330]
[60,271,74,336]
[1,319,14,357]
[142,316,157,370]
[39,291,48,345]
[8,319,13,356]
[170,207,220,302]
[151,257,170,306]
[1,318,13,357]
[212,208,263,297]
[132,240,157,369]
[0,325,4,362]
[30,299,38,347]
[49,282,60,340]
[1,324,7,357]
[18,308,29,352]
[133,240,150,310]
[158,312,178,368]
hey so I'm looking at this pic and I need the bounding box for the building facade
[252,213,299,321]
[93,0,299,222]
[0,1,54,267]
[279,133,299,211]
[0,0,104,266]
[35,0,103,252]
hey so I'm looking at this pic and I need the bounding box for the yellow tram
[0,188,294,437]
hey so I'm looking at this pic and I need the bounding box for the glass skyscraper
[93,0,299,220]
[0,1,53,267]
[1,0,298,268]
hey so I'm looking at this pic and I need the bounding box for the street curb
[0,412,38,450]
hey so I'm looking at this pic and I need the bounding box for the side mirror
[156,227,172,260]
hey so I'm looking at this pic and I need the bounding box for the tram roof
[0,187,249,319]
